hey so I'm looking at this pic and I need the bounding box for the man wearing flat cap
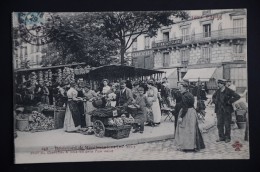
[116,80,133,107]
[212,79,241,143]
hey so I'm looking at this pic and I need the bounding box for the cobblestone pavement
[15,126,249,163]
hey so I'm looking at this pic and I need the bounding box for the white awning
[183,68,217,82]
[157,68,177,78]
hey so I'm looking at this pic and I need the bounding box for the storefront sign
[152,39,182,48]
[132,50,153,57]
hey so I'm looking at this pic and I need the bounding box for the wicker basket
[105,125,132,139]
[54,110,66,129]
[16,118,29,131]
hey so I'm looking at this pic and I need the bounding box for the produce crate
[105,125,132,139]
[54,110,66,129]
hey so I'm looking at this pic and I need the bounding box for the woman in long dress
[175,83,205,152]
[83,83,97,129]
[63,81,84,132]
[147,80,161,126]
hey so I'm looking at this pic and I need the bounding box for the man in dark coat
[212,79,241,143]
[116,80,134,107]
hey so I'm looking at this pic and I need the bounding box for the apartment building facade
[13,13,45,70]
[128,9,247,91]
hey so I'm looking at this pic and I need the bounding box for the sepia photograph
[12,10,249,164]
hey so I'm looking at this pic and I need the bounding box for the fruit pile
[28,111,55,131]
[107,115,135,127]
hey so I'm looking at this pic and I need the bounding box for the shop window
[144,36,150,49]
[233,19,244,35]
[203,24,211,38]
[163,32,169,42]
[132,38,137,51]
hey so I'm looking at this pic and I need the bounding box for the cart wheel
[93,120,105,137]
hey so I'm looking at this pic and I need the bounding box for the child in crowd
[132,86,153,133]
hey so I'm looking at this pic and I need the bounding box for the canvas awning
[88,64,164,80]
[183,68,217,82]
[157,68,177,78]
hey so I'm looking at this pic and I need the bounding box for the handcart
[89,106,130,138]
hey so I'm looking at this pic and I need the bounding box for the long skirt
[85,101,96,127]
[175,108,205,151]
[151,99,161,123]
[64,101,81,132]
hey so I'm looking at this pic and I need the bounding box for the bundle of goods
[38,71,43,84]
[74,66,88,75]
[56,69,62,84]
[27,111,55,131]
[84,66,90,74]
[89,106,118,118]
[29,72,37,87]
[62,67,75,84]
[48,69,52,83]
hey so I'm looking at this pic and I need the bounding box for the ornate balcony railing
[152,27,247,49]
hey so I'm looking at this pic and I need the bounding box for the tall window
[36,55,39,64]
[202,47,211,63]
[36,44,40,52]
[132,38,137,51]
[24,46,28,56]
[163,32,169,42]
[233,19,244,35]
[233,44,243,53]
[16,60,19,68]
[144,36,150,49]
[203,24,211,37]
[182,28,190,42]
[31,45,34,54]
[20,47,23,58]
[163,52,170,67]
[181,49,190,64]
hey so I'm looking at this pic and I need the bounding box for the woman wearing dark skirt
[64,81,84,132]
[175,83,205,152]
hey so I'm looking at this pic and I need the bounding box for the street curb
[15,134,175,153]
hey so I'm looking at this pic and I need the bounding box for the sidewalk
[15,108,216,154]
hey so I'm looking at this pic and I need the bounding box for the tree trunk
[120,40,125,65]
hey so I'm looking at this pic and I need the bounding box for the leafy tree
[97,11,189,64]
[48,13,119,66]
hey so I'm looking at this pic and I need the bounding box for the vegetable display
[28,111,55,131]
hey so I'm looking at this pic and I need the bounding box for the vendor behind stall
[116,80,133,107]
[83,83,97,129]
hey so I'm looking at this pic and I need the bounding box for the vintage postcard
[12,10,249,164]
